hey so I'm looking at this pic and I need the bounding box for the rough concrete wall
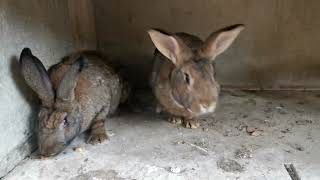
[93,0,320,89]
[0,0,76,177]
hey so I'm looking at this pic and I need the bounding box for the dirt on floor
[2,90,320,180]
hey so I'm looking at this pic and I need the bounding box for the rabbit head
[148,24,244,117]
[20,48,86,156]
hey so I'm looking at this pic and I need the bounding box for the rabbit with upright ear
[148,24,245,129]
[20,48,129,156]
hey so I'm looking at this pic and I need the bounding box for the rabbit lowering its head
[148,24,244,129]
[20,48,129,156]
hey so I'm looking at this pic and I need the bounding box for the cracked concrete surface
[3,91,320,180]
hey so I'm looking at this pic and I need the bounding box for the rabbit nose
[39,136,66,156]
[40,143,66,156]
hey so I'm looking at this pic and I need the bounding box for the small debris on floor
[295,119,313,125]
[188,144,209,155]
[235,122,247,131]
[242,114,248,118]
[73,147,85,154]
[175,140,185,145]
[169,166,182,174]
[275,104,286,113]
[288,143,305,151]
[175,140,209,155]
[246,127,263,136]
[234,147,253,159]
[193,139,209,149]
[284,149,292,153]
[246,127,257,133]
[281,128,291,133]
[217,158,245,173]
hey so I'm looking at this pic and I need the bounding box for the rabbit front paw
[87,133,108,145]
[183,118,200,129]
[168,116,183,125]
[87,120,108,145]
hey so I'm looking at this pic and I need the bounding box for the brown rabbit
[20,48,129,156]
[148,24,245,129]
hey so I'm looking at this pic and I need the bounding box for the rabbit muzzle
[38,128,67,156]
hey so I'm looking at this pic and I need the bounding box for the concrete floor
[2,91,320,180]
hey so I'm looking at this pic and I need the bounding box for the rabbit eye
[184,73,190,85]
[63,117,69,127]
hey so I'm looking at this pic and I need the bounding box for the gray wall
[94,0,320,89]
[0,0,76,177]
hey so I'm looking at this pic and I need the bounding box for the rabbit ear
[201,24,245,61]
[148,29,192,66]
[56,56,87,103]
[20,48,54,107]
